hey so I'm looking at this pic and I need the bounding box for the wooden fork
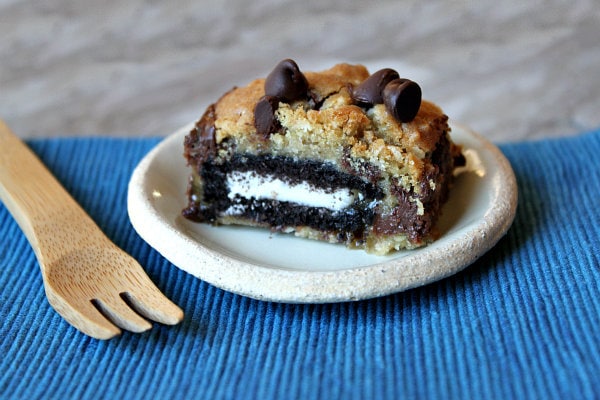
[0,120,183,339]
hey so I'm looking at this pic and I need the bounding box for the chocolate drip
[184,104,217,169]
[372,132,455,242]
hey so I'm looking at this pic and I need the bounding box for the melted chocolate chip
[254,95,282,138]
[383,79,422,122]
[184,103,217,168]
[351,68,399,106]
[264,59,308,102]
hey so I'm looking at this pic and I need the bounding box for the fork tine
[46,290,122,340]
[91,296,153,333]
[122,286,184,326]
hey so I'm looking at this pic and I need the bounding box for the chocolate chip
[352,68,399,106]
[254,95,281,138]
[264,59,308,102]
[383,79,422,122]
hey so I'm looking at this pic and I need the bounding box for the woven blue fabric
[1,130,599,400]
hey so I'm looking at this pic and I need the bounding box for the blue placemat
[1,129,599,399]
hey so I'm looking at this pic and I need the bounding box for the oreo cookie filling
[184,154,383,244]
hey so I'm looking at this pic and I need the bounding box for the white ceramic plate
[127,121,517,303]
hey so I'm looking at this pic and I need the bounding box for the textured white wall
[2,0,599,141]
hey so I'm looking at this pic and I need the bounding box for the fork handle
[0,120,101,264]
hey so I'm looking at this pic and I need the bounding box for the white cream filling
[226,170,355,212]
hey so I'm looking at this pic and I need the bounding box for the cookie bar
[182,59,463,254]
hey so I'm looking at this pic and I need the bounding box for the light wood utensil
[0,120,183,339]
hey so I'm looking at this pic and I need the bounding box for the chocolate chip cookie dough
[183,59,463,254]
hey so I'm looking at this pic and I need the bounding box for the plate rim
[127,121,517,303]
